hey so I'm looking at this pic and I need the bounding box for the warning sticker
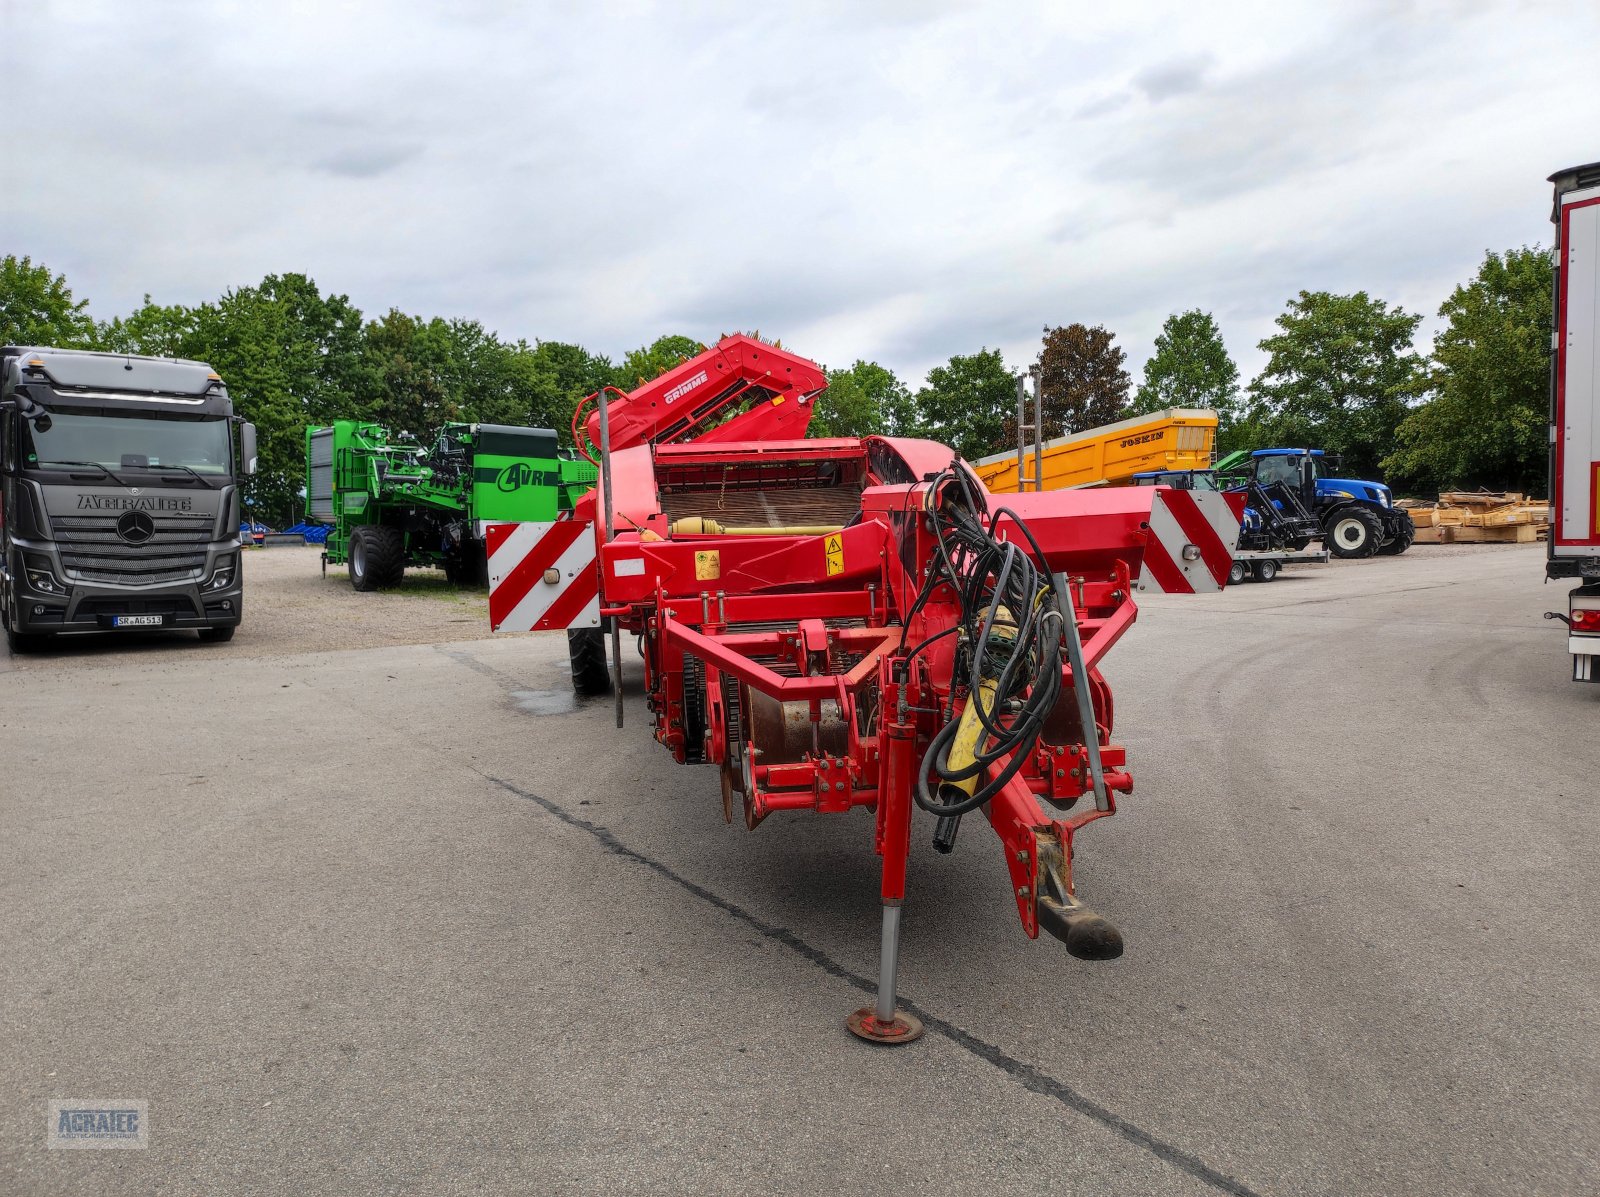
[695,550,721,581]
[824,532,844,576]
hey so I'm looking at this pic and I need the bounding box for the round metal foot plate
[847,1007,924,1044]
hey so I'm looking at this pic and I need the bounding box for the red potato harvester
[488,337,1241,1043]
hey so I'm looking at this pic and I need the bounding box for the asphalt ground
[1,542,1593,1196]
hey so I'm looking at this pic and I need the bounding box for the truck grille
[50,512,215,585]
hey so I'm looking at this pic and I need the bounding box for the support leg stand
[847,903,923,1044]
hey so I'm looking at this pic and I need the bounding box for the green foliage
[1245,290,1423,478]
[618,334,702,387]
[194,274,370,524]
[363,310,455,435]
[1035,323,1130,438]
[0,255,95,347]
[913,349,1016,460]
[1132,309,1240,429]
[95,296,199,357]
[521,340,616,435]
[815,360,911,438]
[1383,247,1552,493]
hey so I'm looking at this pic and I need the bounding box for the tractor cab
[1130,468,1220,492]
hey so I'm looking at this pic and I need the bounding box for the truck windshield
[24,411,231,476]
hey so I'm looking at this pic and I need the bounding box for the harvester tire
[349,525,406,591]
[1378,528,1414,556]
[567,627,612,696]
[1326,508,1383,559]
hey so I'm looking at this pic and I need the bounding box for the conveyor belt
[660,484,864,529]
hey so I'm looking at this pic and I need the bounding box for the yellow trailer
[972,407,1218,493]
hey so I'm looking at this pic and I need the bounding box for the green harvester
[305,420,597,590]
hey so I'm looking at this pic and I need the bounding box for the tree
[192,274,369,525]
[815,360,912,438]
[1132,309,1240,430]
[913,349,1016,460]
[95,296,199,358]
[618,334,702,387]
[520,340,616,440]
[0,255,95,347]
[1383,247,1552,493]
[1035,323,1131,439]
[363,309,457,436]
[1245,290,1423,478]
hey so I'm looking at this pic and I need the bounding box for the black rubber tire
[198,625,236,643]
[1228,560,1248,586]
[1378,528,1414,556]
[5,619,47,654]
[1252,558,1279,582]
[1326,508,1384,559]
[349,525,406,591]
[567,627,612,696]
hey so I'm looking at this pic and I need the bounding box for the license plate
[113,615,165,627]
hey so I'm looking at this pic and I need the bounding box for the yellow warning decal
[695,550,721,581]
[824,532,844,576]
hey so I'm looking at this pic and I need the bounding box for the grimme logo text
[662,369,708,405]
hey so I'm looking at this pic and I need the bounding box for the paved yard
[1,542,1592,1196]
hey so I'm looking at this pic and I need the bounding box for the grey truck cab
[0,346,256,652]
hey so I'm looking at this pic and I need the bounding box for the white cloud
[1,0,1594,391]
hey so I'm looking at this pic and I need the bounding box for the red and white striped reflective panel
[486,519,601,632]
[1136,489,1241,594]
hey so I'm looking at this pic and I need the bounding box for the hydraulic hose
[909,466,1070,822]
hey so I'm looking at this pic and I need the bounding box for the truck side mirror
[239,423,258,476]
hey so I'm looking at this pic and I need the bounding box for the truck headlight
[24,555,63,595]
[207,555,238,591]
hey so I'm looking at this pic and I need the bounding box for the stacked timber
[1397,492,1550,544]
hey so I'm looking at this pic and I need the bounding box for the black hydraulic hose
[908,480,1078,824]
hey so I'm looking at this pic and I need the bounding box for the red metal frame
[497,335,1208,1034]
[586,433,1161,945]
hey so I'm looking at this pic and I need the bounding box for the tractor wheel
[567,627,612,696]
[1326,508,1383,559]
[349,525,406,591]
[1378,528,1414,556]
[1252,558,1280,582]
[1228,560,1248,586]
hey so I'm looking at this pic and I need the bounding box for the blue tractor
[1215,449,1413,558]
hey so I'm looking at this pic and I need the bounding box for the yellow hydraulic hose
[937,604,1017,806]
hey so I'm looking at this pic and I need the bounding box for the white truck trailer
[1547,161,1600,681]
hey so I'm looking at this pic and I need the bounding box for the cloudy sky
[3,0,1596,389]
